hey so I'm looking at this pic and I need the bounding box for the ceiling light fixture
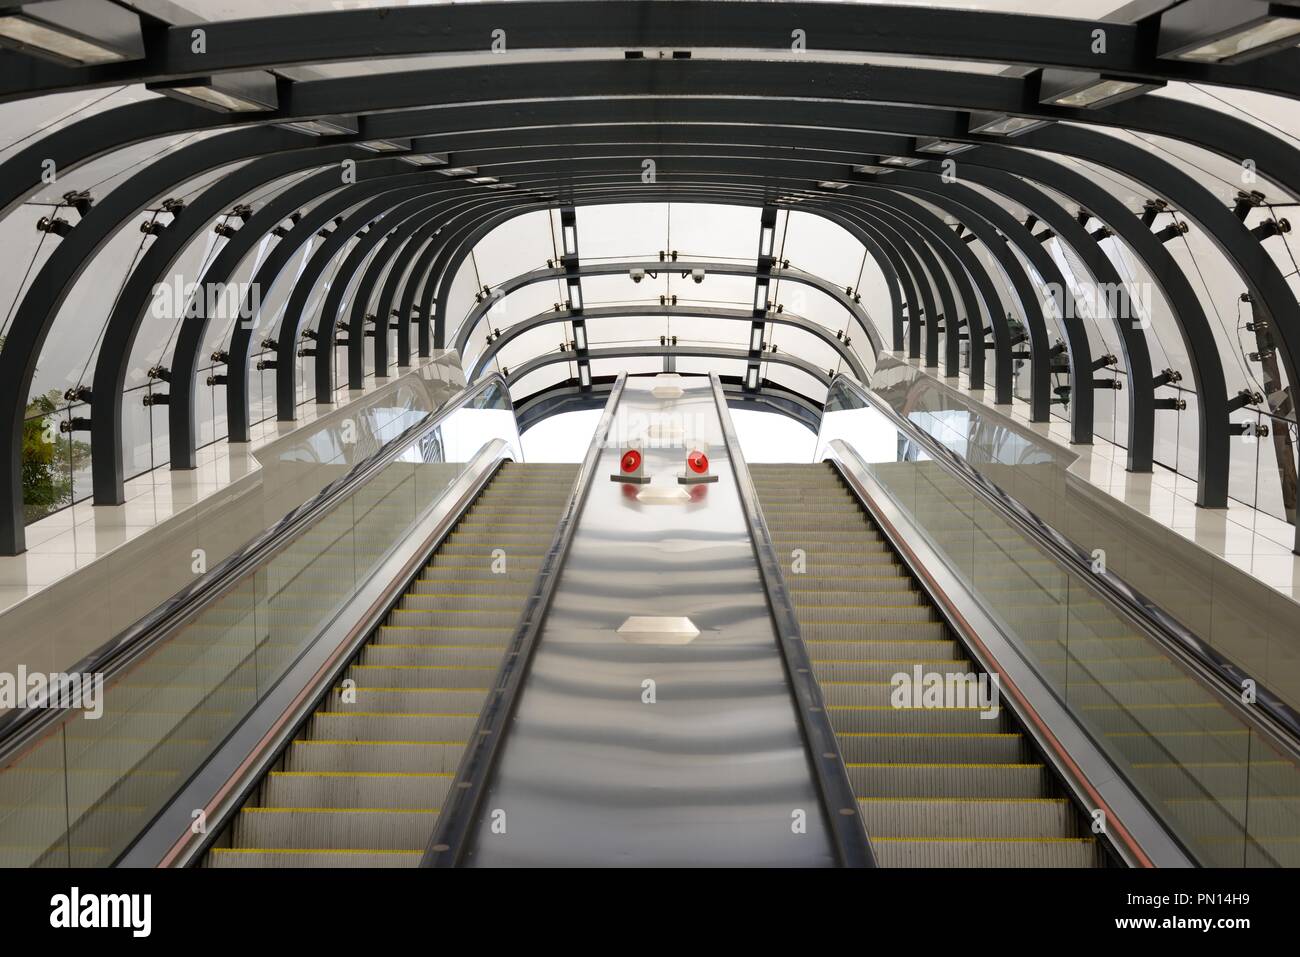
[0,0,144,65]
[279,115,359,136]
[1037,69,1163,109]
[149,71,278,113]
[967,112,1052,137]
[915,137,974,155]
[1157,0,1300,64]
[357,137,412,153]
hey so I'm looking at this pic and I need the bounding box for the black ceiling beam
[63,128,1190,509]
[512,374,824,435]
[470,304,870,384]
[3,1,1296,101]
[5,104,1284,546]
[375,124,1220,476]
[448,257,880,360]
[213,128,1237,509]
[4,58,1300,229]
[506,342,833,391]
[276,187,471,419]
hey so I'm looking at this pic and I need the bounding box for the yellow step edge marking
[855,796,1066,803]
[350,665,495,671]
[821,680,971,687]
[369,643,507,649]
[805,639,951,645]
[294,740,466,746]
[381,624,514,630]
[333,687,490,693]
[403,592,529,598]
[812,659,966,665]
[828,705,988,711]
[315,711,478,718]
[846,762,1044,769]
[211,848,422,855]
[837,731,1022,738]
[241,807,439,814]
[871,837,1095,844]
[270,770,452,778]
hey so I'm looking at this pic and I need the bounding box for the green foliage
[1,335,91,523]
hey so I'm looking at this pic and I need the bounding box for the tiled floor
[949,376,1300,600]
[0,366,437,614]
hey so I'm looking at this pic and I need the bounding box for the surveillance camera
[690,268,705,284]
[629,268,646,283]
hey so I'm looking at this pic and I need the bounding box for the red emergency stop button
[687,449,709,474]
[621,449,642,473]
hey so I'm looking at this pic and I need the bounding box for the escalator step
[207,848,421,868]
[752,462,1105,869]
[870,836,1101,868]
[210,463,578,867]
[860,797,1079,838]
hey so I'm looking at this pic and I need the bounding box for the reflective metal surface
[465,376,835,866]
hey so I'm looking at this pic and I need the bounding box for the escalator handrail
[0,373,516,763]
[421,373,629,866]
[709,374,876,867]
[823,372,1300,759]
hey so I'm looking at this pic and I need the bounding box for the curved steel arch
[930,162,1156,472]
[164,162,410,471]
[5,60,1300,248]
[1017,123,1300,550]
[223,176,483,444]
[271,181,494,418]
[2,97,1289,548]
[9,2,1298,102]
[844,193,1006,399]
[87,144,375,505]
[449,258,880,360]
[0,125,322,549]
[507,343,833,391]
[469,304,870,383]
[325,141,1279,504]
[393,122,1222,488]
[513,374,825,435]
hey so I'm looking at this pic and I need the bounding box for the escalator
[750,462,1105,867]
[205,462,577,867]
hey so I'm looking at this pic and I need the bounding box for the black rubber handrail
[0,373,514,763]
[421,373,628,866]
[825,373,1300,759]
[709,374,876,867]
